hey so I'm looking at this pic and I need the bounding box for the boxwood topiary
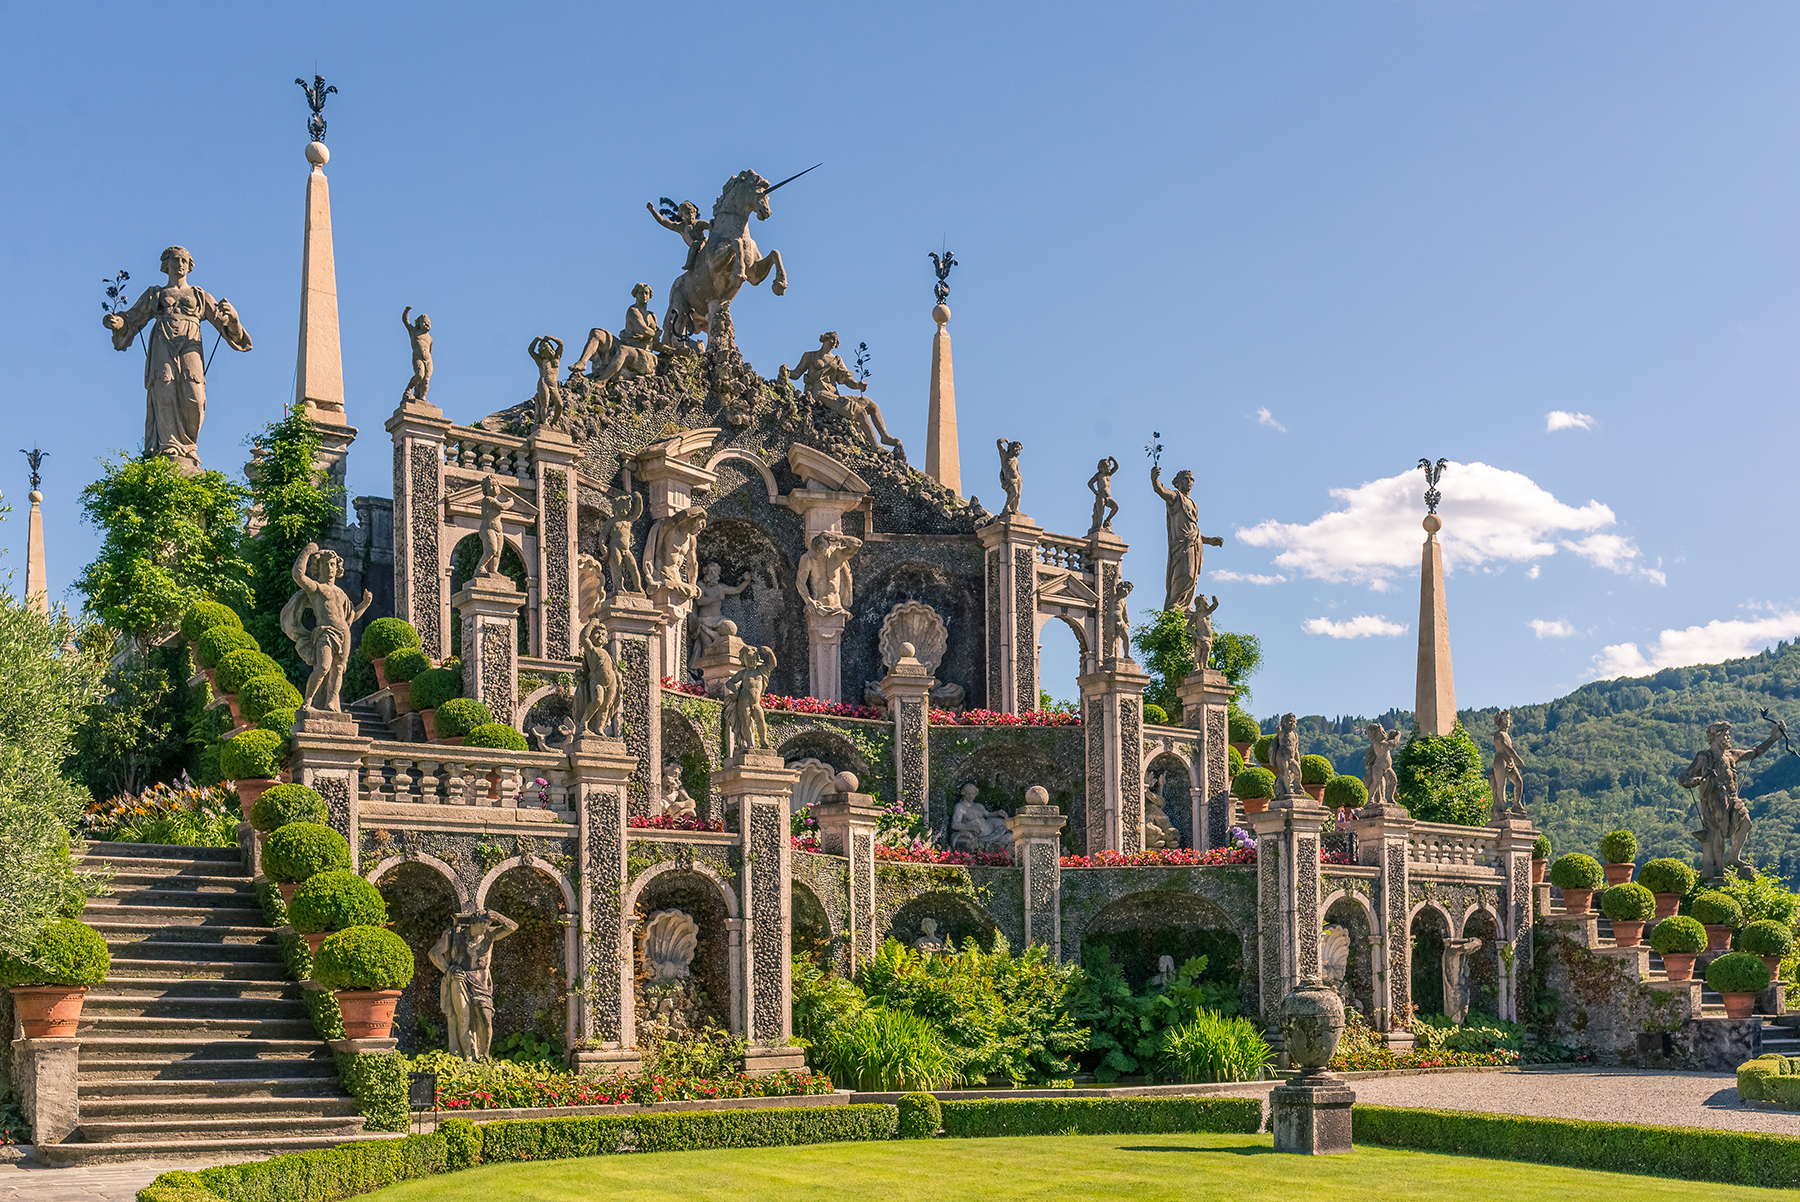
[258,707,298,741]
[1598,829,1638,865]
[464,723,528,751]
[360,617,422,662]
[410,666,463,712]
[1533,833,1551,861]
[1706,950,1771,996]
[434,698,495,738]
[289,870,389,935]
[897,1091,942,1139]
[1252,734,1274,767]
[180,601,242,645]
[1650,914,1707,955]
[0,918,111,987]
[1300,755,1333,786]
[1227,710,1259,745]
[220,728,287,781]
[1323,775,1368,810]
[1232,766,1276,801]
[1692,890,1744,928]
[1143,703,1168,726]
[1601,882,1655,922]
[238,674,303,724]
[382,647,431,684]
[250,783,328,833]
[1228,746,1245,777]
[197,625,260,670]
[216,649,284,697]
[1639,857,1698,897]
[1548,853,1603,890]
[313,925,416,992]
[1741,920,1795,959]
[262,822,352,884]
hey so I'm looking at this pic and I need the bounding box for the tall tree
[242,412,342,686]
[1132,609,1264,720]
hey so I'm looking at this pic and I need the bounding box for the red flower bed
[435,1068,832,1110]
[661,677,706,697]
[1060,846,1359,868]
[760,694,885,720]
[932,708,1081,727]
[627,814,725,832]
[875,843,1013,868]
[791,834,822,853]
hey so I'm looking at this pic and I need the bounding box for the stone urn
[11,984,90,1038]
[335,989,403,1040]
[1278,977,1345,1077]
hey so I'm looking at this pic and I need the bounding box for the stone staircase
[43,841,388,1165]
[347,698,394,741]
[1561,898,1786,1026]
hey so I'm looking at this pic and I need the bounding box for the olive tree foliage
[1132,608,1265,721]
[243,412,343,687]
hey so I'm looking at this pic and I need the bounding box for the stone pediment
[444,479,538,526]
[788,444,868,494]
[1037,570,1099,610]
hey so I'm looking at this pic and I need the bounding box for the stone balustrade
[443,424,532,480]
[1036,534,1089,573]
[358,740,572,816]
[1405,820,1502,876]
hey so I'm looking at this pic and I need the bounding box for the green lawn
[361,1133,1798,1201]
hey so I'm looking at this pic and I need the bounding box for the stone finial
[832,770,860,792]
[1026,785,1049,806]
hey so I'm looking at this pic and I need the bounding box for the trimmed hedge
[250,784,328,833]
[464,722,528,751]
[1532,833,1551,860]
[1650,915,1707,955]
[410,667,462,713]
[1742,919,1795,959]
[1706,951,1771,996]
[313,926,415,991]
[216,649,284,697]
[1739,1055,1800,1104]
[360,617,422,662]
[938,1096,1262,1138]
[1300,754,1333,786]
[476,1105,899,1161]
[1231,766,1276,801]
[382,648,430,684]
[897,1092,941,1139]
[181,601,243,646]
[1323,774,1367,810]
[262,823,352,885]
[1228,746,1244,777]
[1549,852,1603,890]
[1598,829,1638,865]
[259,708,298,741]
[1227,709,1259,745]
[221,729,286,781]
[1142,703,1168,726]
[336,1049,409,1133]
[1352,1104,1800,1189]
[1252,733,1274,767]
[1601,882,1655,922]
[1639,857,1698,897]
[289,871,389,935]
[434,697,494,738]
[1692,890,1744,928]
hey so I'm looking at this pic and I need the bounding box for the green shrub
[215,648,283,696]
[409,666,462,712]
[1742,919,1796,959]
[1394,724,1492,827]
[336,1048,410,1132]
[464,722,528,751]
[262,822,351,884]
[250,783,327,832]
[1739,1058,1786,1102]
[1693,890,1744,928]
[1352,1105,1800,1188]
[1707,951,1771,996]
[238,674,303,724]
[939,1096,1262,1138]
[1639,857,1698,896]
[1252,733,1274,767]
[1231,766,1276,801]
[1142,703,1168,726]
[258,707,298,741]
[434,697,495,738]
[196,624,259,670]
[442,1117,481,1169]
[1299,755,1333,786]
[360,617,422,662]
[1323,774,1367,810]
[1227,709,1259,745]
[180,601,242,645]
[289,870,389,935]
[1548,853,1602,890]
[1160,1009,1270,1083]
[475,1105,898,1161]
[1228,746,1244,777]
[220,728,286,780]
[314,925,416,992]
[183,1131,451,1201]
[382,647,431,684]
[897,1091,942,1139]
[1532,833,1551,860]
[0,918,110,987]
[1598,829,1638,864]
[1601,882,1654,922]
[813,1005,961,1092]
[1650,915,1707,955]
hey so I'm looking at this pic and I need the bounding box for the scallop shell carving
[643,909,700,980]
[879,602,949,675]
[1321,923,1350,986]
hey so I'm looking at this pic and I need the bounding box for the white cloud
[1254,407,1287,433]
[1527,565,1541,579]
[1528,618,1579,639]
[1592,609,1800,679]
[1211,570,1287,585]
[1302,614,1409,639]
[1236,461,1651,589]
[1546,410,1597,432]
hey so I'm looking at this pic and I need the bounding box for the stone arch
[1409,902,1453,1018]
[475,854,577,913]
[846,559,983,714]
[628,864,741,1040]
[1143,751,1194,849]
[775,729,873,785]
[791,878,834,967]
[1048,613,1090,673]
[1322,891,1376,1020]
[1078,890,1249,1004]
[660,706,713,813]
[692,518,802,696]
[370,858,464,1053]
[447,531,531,650]
[889,891,1001,953]
[703,448,781,502]
[516,683,575,738]
[936,740,1070,849]
[1459,906,1504,1021]
[622,859,741,921]
[479,860,578,1053]
[365,853,471,908]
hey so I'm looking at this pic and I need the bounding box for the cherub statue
[598,491,646,595]
[687,563,749,672]
[401,306,432,403]
[787,332,903,456]
[1271,712,1302,800]
[577,552,607,624]
[1187,595,1220,675]
[474,476,514,579]
[722,646,776,758]
[648,198,711,274]
[1087,455,1119,534]
[657,761,698,818]
[280,542,372,713]
[1363,722,1403,809]
[1111,581,1135,660]
[950,782,1014,854]
[529,335,565,431]
[997,439,1024,516]
[797,532,860,618]
[575,616,621,738]
[1490,709,1526,816]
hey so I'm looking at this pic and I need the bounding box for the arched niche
[660,706,713,815]
[889,891,1000,953]
[1143,752,1194,850]
[691,518,803,697]
[1079,891,1247,998]
[479,861,573,1058]
[776,730,873,788]
[448,531,530,650]
[937,740,1072,850]
[1323,892,1376,1020]
[371,859,463,1053]
[1409,903,1452,1018]
[629,865,738,1037]
[792,879,835,968]
[1460,907,1503,1021]
[844,560,982,715]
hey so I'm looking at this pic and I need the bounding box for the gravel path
[0,1157,189,1202]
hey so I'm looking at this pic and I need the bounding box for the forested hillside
[1266,641,1800,881]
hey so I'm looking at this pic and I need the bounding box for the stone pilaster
[530,429,582,662]
[1348,802,1415,1033]
[813,785,882,975]
[1177,666,1237,850]
[570,735,638,1073]
[713,750,804,1073]
[288,710,372,870]
[977,512,1041,715]
[387,401,452,660]
[806,610,849,703]
[1008,790,1066,957]
[453,576,526,730]
[597,594,663,817]
[11,1037,79,1144]
[1077,659,1151,854]
[1251,795,1330,1040]
[882,645,933,830]
[1084,530,1129,662]
[1492,815,1538,1023]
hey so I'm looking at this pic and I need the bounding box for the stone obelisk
[1414,511,1455,736]
[925,300,960,496]
[22,451,48,616]
[294,136,357,531]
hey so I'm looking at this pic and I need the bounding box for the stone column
[1491,815,1537,1023]
[452,576,527,730]
[1177,667,1238,851]
[635,442,718,681]
[570,735,639,1074]
[386,400,452,660]
[11,1037,79,1144]
[1348,802,1415,1035]
[805,610,849,704]
[977,512,1042,715]
[1251,794,1331,1045]
[1077,659,1151,854]
[290,710,373,871]
[597,594,663,817]
[813,780,882,976]
[882,644,933,830]
[1008,789,1067,958]
[713,750,805,1074]
[530,429,583,662]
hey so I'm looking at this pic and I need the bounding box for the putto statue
[950,783,1013,854]
[686,563,749,673]
[1490,709,1526,816]
[643,506,706,599]
[400,307,432,403]
[101,246,253,471]
[429,910,520,1061]
[656,762,698,819]
[722,646,776,758]
[1110,580,1135,660]
[1363,722,1402,809]
[797,532,860,618]
[1087,456,1119,534]
[648,198,711,274]
[598,491,646,595]
[1142,772,1181,850]
[1680,717,1786,881]
[662,168,803,348]
[576,616,621,738]
[1150,464,1222,613]
[528,335,565,431]
[474,476,514,580]
[791,332,903,456]
[1187,594,1220,675]
[1272,712,1303,800]
[281,542,371,713]
[997,439,1024,516]
[572,283,660,384]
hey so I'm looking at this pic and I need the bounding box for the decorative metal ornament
[1418,457,1449,514]
[21,448,45,491]
[929,250,958,305]
[296,74,338,142]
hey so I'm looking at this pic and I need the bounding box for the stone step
[77,1015,318,1040]
[75,1113,368,1144]
[84,993,309,1020]
[37,1132,402,1167]
[107,957,288,981]
[82,842,242,863]
[89,887,258,911]
[92,976,299,1000]
[89,921,275,947]
[85,902,267,926]
[80,1075,343,1101]
[81,1093,363,1121]
[81,1054,336,1081]
[107,939,283,964]
[97,871,256,894]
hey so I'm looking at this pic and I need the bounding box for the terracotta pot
[1612,920,1645,948]
[303,931,329,957]
[224,692,243,722]
[1303,783,1326,802]
[1531,860,1546,884]
[1763,955,1784,981]
[1720,992,1757,1020]
[1560,887,1594,915]
[1229,741,1253,759]
[1663,952,1697,982]
[1603,863,1634,886]
[1704,923,1733,953]
[421,709,439,741]
[278,882,299,905]
[334,989,403,1040]
[11,984,90,1037]
[1240,797,1269,815]
[202,667,217,692]
[440,735,465,747]
[235,777,280,821]
[390,680,413,715]
[1653,892,1680,919]
[372,657,389,690]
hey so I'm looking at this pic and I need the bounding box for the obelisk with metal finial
[1414,458,1455,736]
[21,449,48,615]
[925,251,961,496]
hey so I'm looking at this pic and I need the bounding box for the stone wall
[929,725,1084,850]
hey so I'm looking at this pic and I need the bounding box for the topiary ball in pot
[1227,709,1259,747]
[382,647,430,684]
[1532,834,1551,860]
[0,918,112,1037]
[1601,882,1655,947]
[1228,746,1245,777]
[434,697,495,740]
[180,600,243,646]
[215,649,284,697]
[258,707,298,741]
[197,625,259,671]
[1143,703,1168,726]
[1549,853,1603,914]
[221,728,286,782]
[313,926,415,1040]
[1232,766,1276,812]
[1650,914,1707,981]
[1706,951,1771,1017]
[1598,829,1638,884]
[250,783,328,833]
[1253,733,1275,768]
[1300,754,1333,787]
[1323,774,1368,812]
[464,722,528,751]
[410,667,463,714]
[1741,919,1795,959]
[238,674,303,725]
[262,822,352,886]
[896,1091,942,1139]
[359,617,422,663]
[289,870,389,937]
[1638,857,1698,917]
[1692,890,1744,951]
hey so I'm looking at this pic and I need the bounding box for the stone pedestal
[650,588,694,684]
[529,429,583,661]
[290,709,373,871]
[806,610,849,703]
[814,789,883,975]
[1084,529,1129,662]
[1252,798,1331,1038]
[697,624,748,699]
[11,1037,79,1144]
[713,751,801,1051]
[387,400,452,661]
[453,575,527,729]
[1271,1076,1356,1154]
[882,647,933,829]
[571,735,638,1065]
[1077,659,1151,854]
[976,512,1041,716]
[1490,816,1538,1021]
[1348,802,1414,1032]
[1177,667,1237,850]
[597,594,664,816]
[1007,792,1067,957]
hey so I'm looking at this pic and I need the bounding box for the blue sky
[4,2,1798,719]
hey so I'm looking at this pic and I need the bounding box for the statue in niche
[572,282,661,384]
[1680,716,1786,881]
[656,761,698,818]
[401,306,432,403]
[1142,770,1180,850]
[429,909,520,1061]
[788,332,903,456]
[642,909,700,980]
[281,542,371,713]
[950,783,1014,854]
[577,552,607,624]
[1490,709,1527,816]
[687,563,750,673]
[1087,455,1119,534]
[1363,722,1402,809]
[1148,954,1178,987]
[1150,464,1223,613]
[1111,580,1135,661]
[643,506,706,599]
[864,601,964,710]
[1321,924,1351,989]
[1441,937,1483,1024]
[576,616,621,738]
[598,491,646,595]
[528,335,565,431]
[648,198,712,274]
[797,532,860,618]
[914,918,945,955]
[1187,595,1220,675]
[474,476,515,580]
[722,646,776,758]
[1271,712,1303,800]
[996,439,1024,516]
[101,245,253,471]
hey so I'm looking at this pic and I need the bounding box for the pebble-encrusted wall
[928,726,1083,849]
